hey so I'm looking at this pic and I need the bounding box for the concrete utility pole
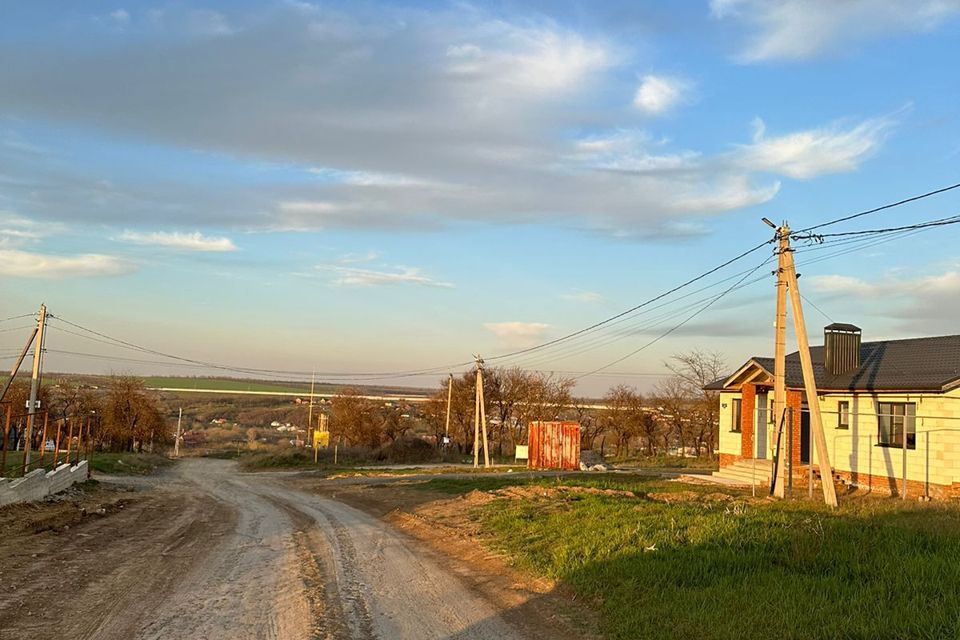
[307,370,316,445]
[782,244,839,508]
[771,222,789,498]
[444,373,453,438]
[173,407,183,458]
[473,356,490,468]
[23,304,47,471]
[764,221,838,507]
[0,326,38,404]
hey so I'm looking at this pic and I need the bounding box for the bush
[376,437,438,464]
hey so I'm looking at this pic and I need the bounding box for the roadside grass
[608,454,718,471]
[2,451,172,476]
[429,475,960,639]
[86,452,173,475]
[416,473,717,495]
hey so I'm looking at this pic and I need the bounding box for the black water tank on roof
[824,323,861,375]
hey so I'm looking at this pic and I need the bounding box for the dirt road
[0,460,563,639]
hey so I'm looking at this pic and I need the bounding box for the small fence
[1,404,96,480]
[740,401,960,499]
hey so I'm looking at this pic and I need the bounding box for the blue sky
[0,0,959,395]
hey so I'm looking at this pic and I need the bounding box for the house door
[755,392,768,459]
[800,405,811,464]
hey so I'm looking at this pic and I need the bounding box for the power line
[794,213,960,241]
[573,256,773,380]
[485,239,774,362]
[793,181,960,234]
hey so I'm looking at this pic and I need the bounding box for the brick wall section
[787,390,803,467]
[740,383,756,459]
[833,470,960,500]
[719,453,743,467]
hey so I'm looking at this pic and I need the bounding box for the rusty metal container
[527,421,580,470]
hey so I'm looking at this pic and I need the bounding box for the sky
[1,0,959,396]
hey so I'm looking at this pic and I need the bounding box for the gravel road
[1,459,534,640]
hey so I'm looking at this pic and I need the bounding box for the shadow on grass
[471,492,960,639]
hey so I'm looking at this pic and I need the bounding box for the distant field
[143,377,315,394]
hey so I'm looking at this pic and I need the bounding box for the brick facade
[740,383,755,459]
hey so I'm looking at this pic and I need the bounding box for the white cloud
[484,321,550,345]
[633,75,690,115]
[0,250,132,278]
[117,230,237,252]
[808,269,960,335]
[109,9,130,26]
[445,24,614,94]
[735,116,892,179]
[561,289,603,302]
[320,264,453,288]
[711,0,960,62]
[335,250,380,264]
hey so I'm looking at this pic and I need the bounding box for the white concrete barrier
[0,461,90,507]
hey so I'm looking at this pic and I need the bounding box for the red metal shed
[527,421,580,470]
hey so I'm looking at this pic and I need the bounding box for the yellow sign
[313,431,329,448]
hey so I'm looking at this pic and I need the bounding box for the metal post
[37,412,48,469]
[787,406,793,492]
[0,404,9,476]
[902,418,908,500]
[65,418,75,463]
[53,418,63,467]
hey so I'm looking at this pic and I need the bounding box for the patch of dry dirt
[298,480,602,640]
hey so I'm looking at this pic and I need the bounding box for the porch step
[712,460,772,486]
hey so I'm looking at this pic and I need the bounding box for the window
[838,401,850,430]
[731,398,742,433]
[877,402,916,449]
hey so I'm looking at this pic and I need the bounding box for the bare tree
[330,389,382,448]
[101,376,166,452]
[654,376,691,457]
[572,398,602,451]
[666,350,726,458]
[601,384,642,457]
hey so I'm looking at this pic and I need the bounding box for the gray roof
[706,334,960,393]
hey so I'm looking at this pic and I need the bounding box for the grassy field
[3,451,172,476]
[421,474,960,640]
[143,376,316,393]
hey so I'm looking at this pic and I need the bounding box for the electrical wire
[793,181,960,234]
[573,257,772,380]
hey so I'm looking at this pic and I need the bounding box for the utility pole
[173,407,183,458]
[770,222,789,498]
[444,373,453,439]
[307,371,315,451]
[782,243,839,507]
[23,304,47,471]
[763,220,838,507]
[473,355,490,468]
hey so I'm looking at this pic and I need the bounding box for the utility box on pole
[527,421,580,470]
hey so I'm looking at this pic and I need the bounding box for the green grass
[607,454,719,470]
[2,451,172,476]
[143,376,316,393]
[436,475,960,639]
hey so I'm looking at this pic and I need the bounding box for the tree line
[2,375,169,455]
[327,350,724,459]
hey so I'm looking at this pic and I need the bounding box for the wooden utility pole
[772,225,789,498]
[782,243,839,507]
[473,356,490,468]
[23,304,47,471]
[173,407,183,458]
